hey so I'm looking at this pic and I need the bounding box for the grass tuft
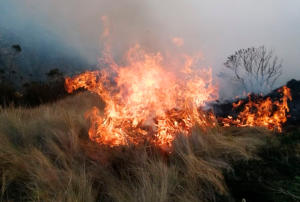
[0,92,298,202]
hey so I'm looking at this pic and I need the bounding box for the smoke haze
[1,0,300,97]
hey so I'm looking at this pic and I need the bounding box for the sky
[1,0,300,97]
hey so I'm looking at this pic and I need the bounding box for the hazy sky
[1,0,300,97]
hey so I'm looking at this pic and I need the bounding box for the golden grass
[0,92,269,202]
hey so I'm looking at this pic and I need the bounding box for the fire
[172,37,185,47]
[66,52,218,147]
[65,46,218,148]
[65,17,292,149]
[65,18,219,148]
[221,86,292,132]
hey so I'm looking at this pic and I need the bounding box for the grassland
[0,92,299,202]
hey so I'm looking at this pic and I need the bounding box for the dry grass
[0,92,269,202]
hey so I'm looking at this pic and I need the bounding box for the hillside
[0,91,299,202]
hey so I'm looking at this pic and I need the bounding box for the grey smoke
[1,0,299,97]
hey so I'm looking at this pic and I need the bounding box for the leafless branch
[218,46,282,94]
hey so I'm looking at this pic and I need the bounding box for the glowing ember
[221,86,292,132]
[65,18,219,149]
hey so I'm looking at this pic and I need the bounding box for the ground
[0,92,299,202]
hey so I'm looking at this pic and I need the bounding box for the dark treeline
[0,17,97,107]
[0,65,70,107]
[0,42,90,107]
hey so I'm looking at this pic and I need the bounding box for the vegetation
[218,46,282,94]
[8,45,22,87]
[0,67,70,107]
[225,128,300,202]
[0,92,299,202]
[0,40,90,108]
[0,40,299,202]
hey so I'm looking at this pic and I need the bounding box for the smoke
[1,0,300,97]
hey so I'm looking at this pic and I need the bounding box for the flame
[66,46,218,148]
[172,37,185,47]
[222,86,292,132]
[65,17,292,149]
[65,18,219,149]
[232,100,244,109]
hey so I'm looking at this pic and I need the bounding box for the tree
[9,44,22,85]
[218,46,282,94]
[46,68,63,83]
[0,69,5,84]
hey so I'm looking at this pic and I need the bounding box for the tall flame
[65,17,292,149]
[65,45,218,148]
[65,18,219,148]
[65,17,218,147]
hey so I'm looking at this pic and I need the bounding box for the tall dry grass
[0,92,269,202]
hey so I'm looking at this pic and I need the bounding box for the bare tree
[218,46,282,94]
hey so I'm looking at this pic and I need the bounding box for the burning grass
[221,86,292,132]
[0,15,297,202]
[65,45,219,149]
[64,17,292,152]
[0,92,277,202]
[65,17,219,149]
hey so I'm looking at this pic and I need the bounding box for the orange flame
[65,44,219,148]
[172,37,185,47]
[65,18,219,148]
[222,86,292,132]
[65,17,292,150]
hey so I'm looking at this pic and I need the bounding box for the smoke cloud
[1,0,300,97]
